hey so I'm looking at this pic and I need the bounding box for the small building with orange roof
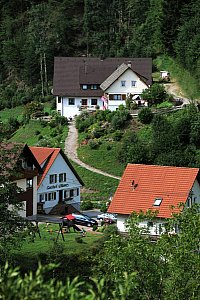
[30,146,84,214]
[108,164,200,235]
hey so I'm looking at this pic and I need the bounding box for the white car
[97,213,117,222]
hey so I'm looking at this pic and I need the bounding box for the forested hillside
[0,0,199,104]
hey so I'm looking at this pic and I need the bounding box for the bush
[113,130,123,141]
[138,107,153,124]
[35,130,40,135]
[88,139,100,149]
[81,200,94,210]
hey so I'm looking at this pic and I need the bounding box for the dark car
[72,213,98,227]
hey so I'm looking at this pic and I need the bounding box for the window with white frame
[48,192,56,201]
[64,190,70,199]
[26,178,33,188]
[91,84,97,90]
[58,97,62,103]
[113,94,122,100]
[153,198,162,206]
[59,173,66,182]
[131,80,137,87]
[70,189,74,197]
[121,80,126,87]
[49,174,57,184]
[82,84,88,90]
[68,98,75,105]
[39,194,45,203]
[91,99,97,105]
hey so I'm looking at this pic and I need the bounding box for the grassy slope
[9,120,68,149]
[154,55,200,100]
[77,142,125,177]
[71,160,120,201]
[0,106,24,122]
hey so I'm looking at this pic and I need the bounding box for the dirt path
[164,81,190,105]
[65,121,121,180]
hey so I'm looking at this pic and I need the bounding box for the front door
[59,190,63,203]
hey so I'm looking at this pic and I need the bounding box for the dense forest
[0,0,200,106]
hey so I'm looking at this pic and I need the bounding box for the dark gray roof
[100,63,129,91]
[53,57,152,97]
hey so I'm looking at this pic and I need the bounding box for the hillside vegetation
[0,0,199,108]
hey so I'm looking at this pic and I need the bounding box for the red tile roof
[30,147,60,187]
[30,146,84,188]
[108,164,199,218]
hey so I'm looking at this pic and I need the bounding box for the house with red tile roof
[53,57,152,118]
[30,146,84,214]
[108,164,200,235]
[0,143,41,218]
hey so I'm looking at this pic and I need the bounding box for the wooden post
[56,223,65,242]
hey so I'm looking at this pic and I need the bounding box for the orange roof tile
[108,164,199,218]
[30,146,60,187]
[30,146,84,188]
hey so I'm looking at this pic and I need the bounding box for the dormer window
[91,84,97,90]
[153,198,162,206]
[121,80,126,87]
[82,84,88,90]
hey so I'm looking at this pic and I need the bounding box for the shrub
[113,130,123,141]
[35,130,40,135]
[81,200,94,210]
[138,107,153,124]
[106,144,112,150]
[38,134,43,140]
[88,139,99,149]
[75,236,83,243]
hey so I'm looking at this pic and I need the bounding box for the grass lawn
[13,223,102,255]
[9,120,68,149]
[71,160,120,201]
[11,223,102,276]
[0,106,24,122]
[77,141,125,177]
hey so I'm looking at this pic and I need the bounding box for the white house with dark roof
[30,146,84,214]
[53,57,152,118]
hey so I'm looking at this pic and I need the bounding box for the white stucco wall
[57,96,104,118]
[38,153,82,213]
[104,69,148,111]
[189,179,200,205]
[106,69,148,94]
[117,214,167,235]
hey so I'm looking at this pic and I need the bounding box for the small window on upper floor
[58,96,62,103]
[153,198,162,206]
[50,174,57,184]
[27,178,33,189]
[131,81,137,87]
[91,84,97,90]
[59,173,66,182]
[82,84,88,90]
[121,80,126,87]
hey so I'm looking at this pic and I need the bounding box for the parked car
[97,213,117,222]
[72,213,98,227]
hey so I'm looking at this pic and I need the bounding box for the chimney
[128,61,132,68]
